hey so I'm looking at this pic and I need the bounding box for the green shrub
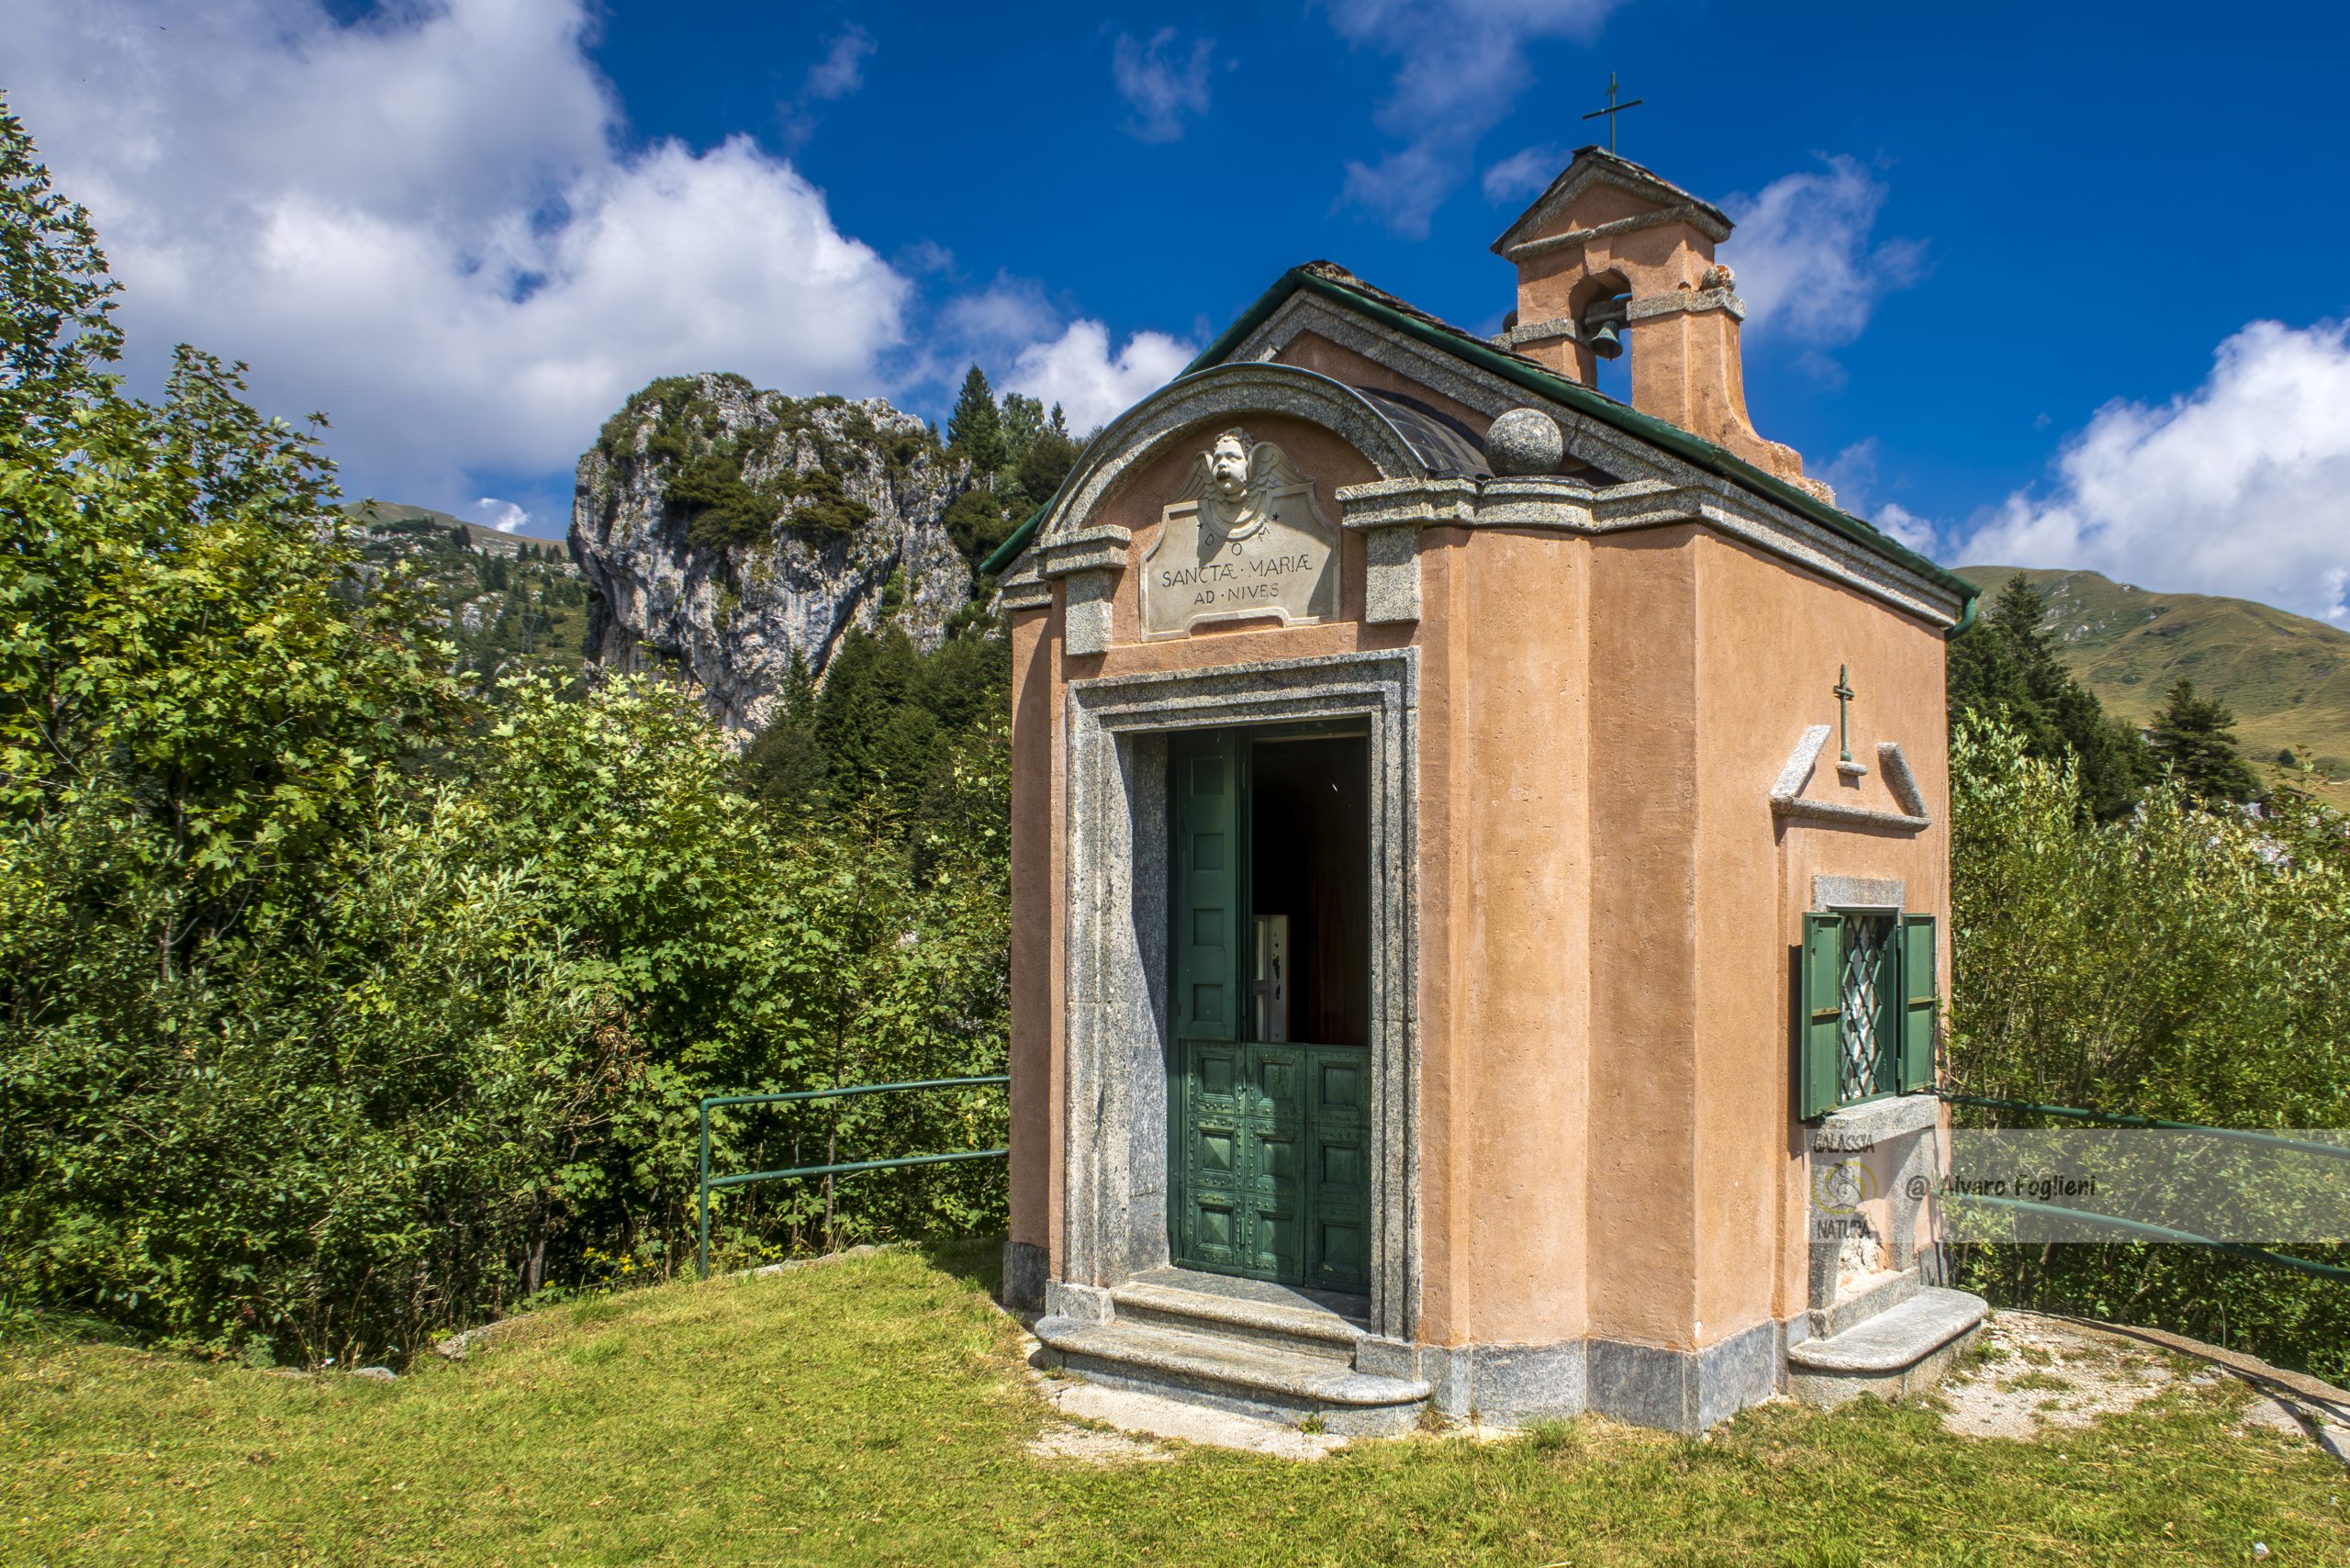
[1947,715,2350,1380]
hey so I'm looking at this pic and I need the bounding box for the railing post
[698,1097,712,1282]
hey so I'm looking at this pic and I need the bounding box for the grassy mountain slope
[342,498,541,555]
[341,500,591,687]
[1957,565,2350,799]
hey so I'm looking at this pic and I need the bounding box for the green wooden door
[1169,728,1371,1294]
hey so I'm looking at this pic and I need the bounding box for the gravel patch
[1940,1313,2188,1439]
[1025,1422,1177,1463]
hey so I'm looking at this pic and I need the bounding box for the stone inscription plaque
[1141,430,1339,639]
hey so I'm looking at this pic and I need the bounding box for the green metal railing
[1946,1193,2350,1282]
[1938,1089,2350,1282]
[1942,1092,2350,1163]
[696,1075,1009,1280]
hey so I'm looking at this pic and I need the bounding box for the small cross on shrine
[1581,73,1645,156]
[1832,665,1856,764]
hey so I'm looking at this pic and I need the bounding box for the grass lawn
[4,1243,2341,1566]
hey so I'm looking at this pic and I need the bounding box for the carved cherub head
[1208,431,1250,499]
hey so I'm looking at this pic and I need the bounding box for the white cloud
[1008,320,1195,435]
[778,24,876,144]
[1113,28,1215,143]
[2,0,910,509]
[473,498,532,533]
[1874,502,1937,555]
[801,25,875,101]
[1963,319,2350,623]
[1482,143,1565,204]
[1815,436,1938,551]
[1722,155,1924,345]
[939,275,1064,357]
[1326,0,1624,236]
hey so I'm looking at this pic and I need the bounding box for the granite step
[1035,1314,1429,1437]
[1787,1286,1988,1406]
[1110,1276,1368,1365]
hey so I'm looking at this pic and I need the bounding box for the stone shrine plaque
[1141,430,1339,638]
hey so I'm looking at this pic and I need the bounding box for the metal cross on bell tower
[1581,72,1644,156]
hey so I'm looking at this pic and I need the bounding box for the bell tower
[1491,147,1828,499]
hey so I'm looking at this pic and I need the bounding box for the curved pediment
[1022,363,1429,561]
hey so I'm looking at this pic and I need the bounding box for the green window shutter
[1897,913,1938,1094]
[1170,731,1239,1041]
[1799,912,1844,1119]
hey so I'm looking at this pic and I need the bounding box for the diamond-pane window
[1837,914,1895,1103]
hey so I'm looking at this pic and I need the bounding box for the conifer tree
[1000,392,1045,469]
[2147,678,2261,803]
[742,649,827,815]
[1948,574,2147,818]
[1013,414,1083,513]
[946,364,1005,476]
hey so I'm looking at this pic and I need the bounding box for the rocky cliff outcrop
[569,374,975,736]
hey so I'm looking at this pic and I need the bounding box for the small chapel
[984,146,1988,1434]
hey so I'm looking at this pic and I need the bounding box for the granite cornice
[1337,476,1480,529]
[998,578,1053,612]
[991,558,1052,613]
[1627,287,1746,323]
[1035,524,1132,578]
[1497,314,1579,350]
[1331,472,1964,629]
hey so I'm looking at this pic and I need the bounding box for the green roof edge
[981,265,1982,635]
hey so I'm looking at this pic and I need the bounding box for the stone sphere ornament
[1485,408,1564,476]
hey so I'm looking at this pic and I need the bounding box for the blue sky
[8,1,2350,621]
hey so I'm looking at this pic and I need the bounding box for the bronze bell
[1585,319,1624,360]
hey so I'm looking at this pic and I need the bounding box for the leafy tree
[1947,715,2350,1378]
[945,364,1005,475]
[1948,575,2146,819]
[0,98,119,427]
[1,102,1011,1365]
[2146,678,2262,803]
[0,99,463,958]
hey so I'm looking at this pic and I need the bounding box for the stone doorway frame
[1059,648,1419,1341]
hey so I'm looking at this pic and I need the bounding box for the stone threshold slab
[1036,1315,1429,1408]
[1112,1275,1370,1358]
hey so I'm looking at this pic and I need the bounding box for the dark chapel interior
[1247,733,1371,1050]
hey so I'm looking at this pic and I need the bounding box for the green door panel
[1304,1045,1371,1293]
[1180,1041,1248,1273]
[1170,731,1239,1042]
[1172,1036,1371,1290]
[1245,1045,1305,1281]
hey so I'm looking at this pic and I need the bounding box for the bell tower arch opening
[1568,269,1632,401]
[1490,146,1835,501]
